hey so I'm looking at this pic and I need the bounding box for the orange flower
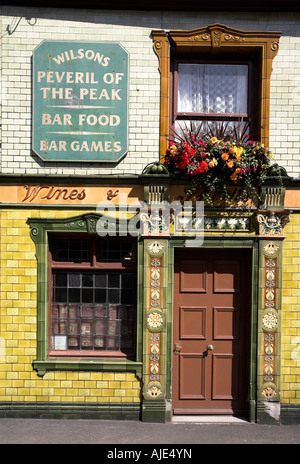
[227,160,234,168]
[221,153,229,161]
[231,168,242,182]
[234,147,243,161]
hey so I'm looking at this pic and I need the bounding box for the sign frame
[32,40,129,163]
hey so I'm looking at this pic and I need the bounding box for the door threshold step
[172,415,249,424]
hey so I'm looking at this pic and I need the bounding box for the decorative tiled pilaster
[142,239,168,422]
[256,210,290,423]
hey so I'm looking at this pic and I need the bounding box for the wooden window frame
[48,234,137,358]
[171,57,258,139]
[152,23,281,162]
[27,213,143,377]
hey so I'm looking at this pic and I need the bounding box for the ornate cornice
[168,24,281,58]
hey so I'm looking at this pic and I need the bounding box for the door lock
[206,344,214,351]
[174,343,182,354]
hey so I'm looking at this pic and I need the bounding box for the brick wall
[0,7,299,177]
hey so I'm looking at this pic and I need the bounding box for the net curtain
[177,64,248,115]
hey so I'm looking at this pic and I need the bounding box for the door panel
[173,248,250,415]
[180,260,207,292]
[213,306,239,340]
[179,353,206,399]
[179,306,206,339]
[213,260,240,293]
[212,354,239,400]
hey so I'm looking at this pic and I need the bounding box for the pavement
[0,416,299,446]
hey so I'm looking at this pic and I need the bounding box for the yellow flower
[209,158,218,168]
[210,137,219,144]
[229,146,238,154]
[270,153,275,159]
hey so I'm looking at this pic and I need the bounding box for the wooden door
[173,248,250,415]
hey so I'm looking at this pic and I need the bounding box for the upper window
[171,59,255,138]
[49,235,137,359]
[152,24,281,159]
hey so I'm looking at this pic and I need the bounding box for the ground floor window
[49,235,137,359]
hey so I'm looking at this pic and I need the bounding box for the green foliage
[165,121,276,207]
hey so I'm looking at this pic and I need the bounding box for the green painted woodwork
[27,212,143,377]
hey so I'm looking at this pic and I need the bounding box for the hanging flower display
[165,123,276,207]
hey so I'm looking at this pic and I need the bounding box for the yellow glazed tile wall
[281,212,300,404]
[0,209,140,404]
[1,207,299,406]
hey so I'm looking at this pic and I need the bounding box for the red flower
[195,161,208,174]
[179,155,189,169]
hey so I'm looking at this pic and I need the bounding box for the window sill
[49,350,128,358]
[33,358,143,377]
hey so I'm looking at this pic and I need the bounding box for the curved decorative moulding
[141,211,170,237]
[260,164,291,210]
[260,383,280,402]
[263,241,280,256]
[264,163,290,179]
[141,162,170,177]
[147,240,165,256]
[168,23,281,55]
[27,212,140,244]
[257,211,290,236]
[140,162,171,206]
[28,213,103,241]
[144,383,164,400]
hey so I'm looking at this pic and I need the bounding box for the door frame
[167,237,259,422]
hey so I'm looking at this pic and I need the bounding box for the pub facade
[0,2,299,424]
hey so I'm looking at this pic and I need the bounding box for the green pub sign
[33,41,129,162]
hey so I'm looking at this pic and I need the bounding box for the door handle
[174,343,182,354]
[206,344,214,351]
